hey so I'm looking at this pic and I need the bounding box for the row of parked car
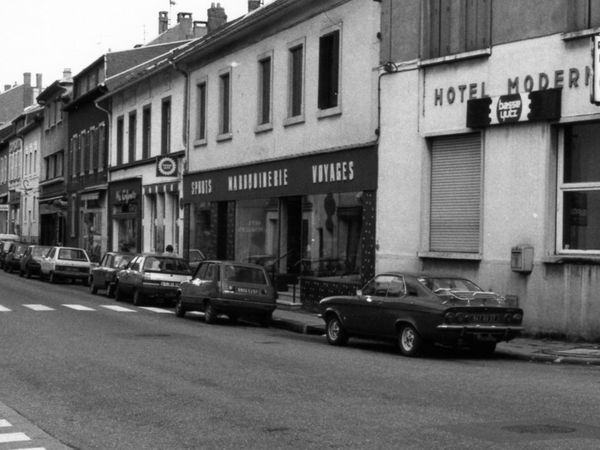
[1,236,525,357]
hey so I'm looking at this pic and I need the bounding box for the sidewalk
[271,307,600,365]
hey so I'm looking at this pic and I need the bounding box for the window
[142,106,151,159]
[219,71,231,136]
[89,127,96,173]
[98,122,105,171]
[70,135,77,177]
[318,29,340,110]
[567,0,600,31]
[161,97,171,155]
[79,132,86,175]
[128,110,137,163]
[422,0,491,59]
[288,42,304,119]
[429,134,482,253]
[258,54,272,127]
[116,116,124,165]
[196,82,207,142]
[558,122,600,253]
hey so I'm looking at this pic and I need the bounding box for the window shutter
[430,134,481,253]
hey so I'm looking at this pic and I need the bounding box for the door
[281,196,303,275]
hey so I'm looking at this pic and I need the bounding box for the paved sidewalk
[271,307,600,365]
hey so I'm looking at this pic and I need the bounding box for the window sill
[317,106,342,120]
[562,27,600,41]
[542,255,600,265]
[418,251,482,261]
[193,138,207,148]
[254,123,273,134]
[216,132,232,142]
[284,115,305,127]
[419,48,491,67]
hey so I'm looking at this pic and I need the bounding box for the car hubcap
[402,328,415,350]
[329,320,340,340]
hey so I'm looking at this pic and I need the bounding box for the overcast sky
[1,0,262,90]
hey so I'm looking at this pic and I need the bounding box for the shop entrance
[216,201,228,259]
[281,196,303,276]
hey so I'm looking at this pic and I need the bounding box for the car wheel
[471,341,497,357]
[49,272,57,284]
[25,267,32,279]
[133,289,144,306]
[89,277,98,295]
[115,284,124,302]
[107,284,115,298]
[228,313,238,323]
[398,324,424,357]
[204,301,217,324]
[259,312,272,328]
[174,297,186,318]
[326,316,349,346]
[82,276,89,287]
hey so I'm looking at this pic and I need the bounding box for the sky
[0,0,263,90]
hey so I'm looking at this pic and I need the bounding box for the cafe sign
[157,156,178,177]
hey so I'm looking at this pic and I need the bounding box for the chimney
[36,73,43,89]
[193,21,207,38]
[63,68,72,80]
[248,1,261,12]
[23,72,31,86]
[159,11,169,34]
[207,2,227,34]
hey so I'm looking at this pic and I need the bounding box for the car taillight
[444,312,455,323]
[512,313,523,323]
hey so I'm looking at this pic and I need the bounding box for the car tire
[398,324,424,357]
[259,312,272,328]
[107,284,115,298]
[174,297,186,318]
[49,272,57,284]
[471,341,497,357]
[25,267,32,279]
[204,301,217,324]
[133,289,144,306]
[228,313,238,323]
[82,276,89,287]
[326,315,349,346]
[90,278,98,295]
[115,284,124,302]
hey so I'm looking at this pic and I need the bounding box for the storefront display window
[235,198,279,266]
[82,210,102,262]
[117,218,137,253]
[189,202,214,258]
[560,123,600,252]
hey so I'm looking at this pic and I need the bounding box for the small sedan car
[175,260,277,326]
[40,246,92,285]
[319,273,523,357]
[19,245,52,278]
[89,252,135,296]
[3,242,29,273]
[114,254,192,306]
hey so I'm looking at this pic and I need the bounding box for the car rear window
[113,254,133,268]
[223,265,267,285]
[32,247,51,257]
[58,248,88,261]
[144,257,191,274]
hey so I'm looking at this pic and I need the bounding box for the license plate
[472,314,499,323]
[161,281,179,287]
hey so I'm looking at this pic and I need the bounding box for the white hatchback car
[40,246,92,285]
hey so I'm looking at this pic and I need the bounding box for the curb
[271,317,324,336]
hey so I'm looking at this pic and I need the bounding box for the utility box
[511,245,534,273]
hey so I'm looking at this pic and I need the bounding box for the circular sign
[158,156,177,176]
[496,94,522,123]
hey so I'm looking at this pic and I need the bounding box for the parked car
[319,273,524,357]
[3,242,29,273]
[89,251,135,296]
[187,248,206,272]
[114,253,192,306]
[19,245,52,278]
[40,246,92,285]
[0,238,19,269]
[175,260,277,326]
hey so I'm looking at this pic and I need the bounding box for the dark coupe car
[19,245,52,278]
[89,252,135,296]
[319,273,523,357]
[3,242,28,273]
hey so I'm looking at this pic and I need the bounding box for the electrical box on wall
[511,245,534,273]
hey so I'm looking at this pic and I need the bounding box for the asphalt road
[1,270,600,449]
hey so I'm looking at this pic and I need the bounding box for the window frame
[317,24,342,118]
[116,115,124,166]
[217,68,232,141]
[256,51,274,132]
[161,97,172,155]
[195,79,208,146]
[285,38,306,126]
[128,110,137,164]
[142,105,151,160]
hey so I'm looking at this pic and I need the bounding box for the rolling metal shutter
[430,134,481,253]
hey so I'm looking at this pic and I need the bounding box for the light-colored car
[114,253,192,306]
[19,245,52,278]
[40,246,92,285]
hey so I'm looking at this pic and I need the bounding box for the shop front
[39,194,67,246]
[108,178,142,254]
[79,189,107,263]
[183,145,378,309]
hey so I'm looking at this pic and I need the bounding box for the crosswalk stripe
[62,304,96,311]
[13,448,46,450]
[0,419,10,427]
[0,432,30,443]
[0,306,11,312]
[23,305,55,311]
[100,305,136,312]
[139,307,174,314]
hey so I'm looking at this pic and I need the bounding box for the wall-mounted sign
[157,156,178,177]
[466,88,561,128]
[592,34,600,104]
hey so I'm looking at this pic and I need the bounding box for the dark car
[319,273,523,357]
[175,260,277,326]
[4,243,29,273]
[0,239,18,269]
[115,253,192,306]
[19,245,52,278]
[89,252,135,297]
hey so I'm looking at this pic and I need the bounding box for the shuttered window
[430,134,482,253]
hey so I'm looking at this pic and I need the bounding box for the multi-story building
[0,73,43,126]
[0,124,12,232]
[378,0,600,339]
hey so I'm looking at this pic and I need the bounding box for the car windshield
[143,257,191,274]
[32,247,51,257]
[418,277,482,292]
[223,265,267,284]
[58,248,89,261]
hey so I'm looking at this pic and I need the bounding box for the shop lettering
[434,83,487,106]
[116,189,137,204]
[312,161,355,184]
[228,168,288,192]
[191,179,212,195]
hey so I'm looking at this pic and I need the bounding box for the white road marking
[13,448,47,450]
[0,432,30,443]
[0,306,11,312]
[62,304,96,311]
[23,305,55,311]
[139,307,174,314]
[100,305,136,312]
[0,419,10,427]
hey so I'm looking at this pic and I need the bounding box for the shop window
[429,134,482,253]
[559,123,600,253]
[318,28,340,111]
[567,0,600,31]
[422,0,491,59]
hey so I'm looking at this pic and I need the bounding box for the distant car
[19,245,52,278]
[40,246,92,285]
[319,273,524,357]
[114,253,192,306]
[3,243,29,273]
[175,260,277,326]
[0,239,18,269]
[187,249,206,272]
[89,252,135,296]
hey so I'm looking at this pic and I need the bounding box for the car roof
[199,260,266,269]
[137,252,185,259]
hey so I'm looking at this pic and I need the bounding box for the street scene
[3,0,600,448]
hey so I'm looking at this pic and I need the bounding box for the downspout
[94,85,112,251]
